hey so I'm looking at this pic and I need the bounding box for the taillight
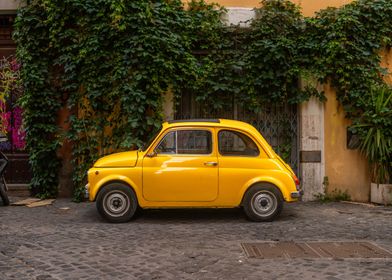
[293,174,300,187]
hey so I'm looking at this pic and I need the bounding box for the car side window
[218,130,259,156]
[156,130,212,155]
[156,131,176,154]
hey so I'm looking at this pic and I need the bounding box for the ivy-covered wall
[13,0,392,200]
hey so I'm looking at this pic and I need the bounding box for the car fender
[91,174,141,201]
[239,176,291,203]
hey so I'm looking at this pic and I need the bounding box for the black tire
[243,183,283,222]
[0,180,9,206]
[96,182,138,223]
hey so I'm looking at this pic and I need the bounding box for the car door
[217,129,269,196]
[142,128,218,202]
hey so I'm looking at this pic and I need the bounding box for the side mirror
[146,151,157,158]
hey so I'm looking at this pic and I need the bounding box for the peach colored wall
[381,49,392,84]
[0,0,354,14]
[204,0,352,16]
[323,49,392,201]
[323,84,370,202]
[293,0,352,16]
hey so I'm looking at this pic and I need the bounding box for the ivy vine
[13,0,392,199]
[305,0,392,116]
[14,3,61,197]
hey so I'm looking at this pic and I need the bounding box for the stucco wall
[0,0,18,11]
[207,0,352,16]
[0,1,355,17]
[323,48,392,202]
[323,84,370,202]
[381,49,392,84]
[163,91,174,121]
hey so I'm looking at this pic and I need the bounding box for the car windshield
[141,125,162,152]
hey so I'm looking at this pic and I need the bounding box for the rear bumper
[290,190,303,199]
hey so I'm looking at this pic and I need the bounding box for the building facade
[1,0,391,200]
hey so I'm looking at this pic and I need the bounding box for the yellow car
[86,119,301,222]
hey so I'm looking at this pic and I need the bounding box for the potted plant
[352,84,392,205]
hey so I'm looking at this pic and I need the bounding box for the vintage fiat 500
[86,119,301,222]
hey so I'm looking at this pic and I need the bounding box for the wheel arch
[92,176,140,202]
[240,177,288,205]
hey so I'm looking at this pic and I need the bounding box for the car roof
[160,119,275,158]
[163,119,259,134]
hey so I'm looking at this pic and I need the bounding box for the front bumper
[290,190,303,199]
[84,183,90,199]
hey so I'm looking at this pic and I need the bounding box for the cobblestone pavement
[0,198,392,280]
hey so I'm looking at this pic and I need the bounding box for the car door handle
[204,161,218,167]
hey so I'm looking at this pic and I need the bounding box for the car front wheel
[96,183,138,223]
[243,183,283,222]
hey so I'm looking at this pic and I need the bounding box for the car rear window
[218,130,259,157]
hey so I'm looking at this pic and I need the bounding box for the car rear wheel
[96,183,138,223]
[243,183,283,222]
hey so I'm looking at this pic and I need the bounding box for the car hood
[94,151,138,168]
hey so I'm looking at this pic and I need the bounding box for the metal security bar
[175,92,299,174]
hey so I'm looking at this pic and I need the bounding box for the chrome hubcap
[251,191,277,217]
[103,191,130,217]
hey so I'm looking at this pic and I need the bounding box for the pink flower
[10,58,20,71]
[0,106,26,151]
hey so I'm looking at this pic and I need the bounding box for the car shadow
[84,203,298,224]
[136,208,247,223]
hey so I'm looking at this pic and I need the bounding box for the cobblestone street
[0,199,392,280]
